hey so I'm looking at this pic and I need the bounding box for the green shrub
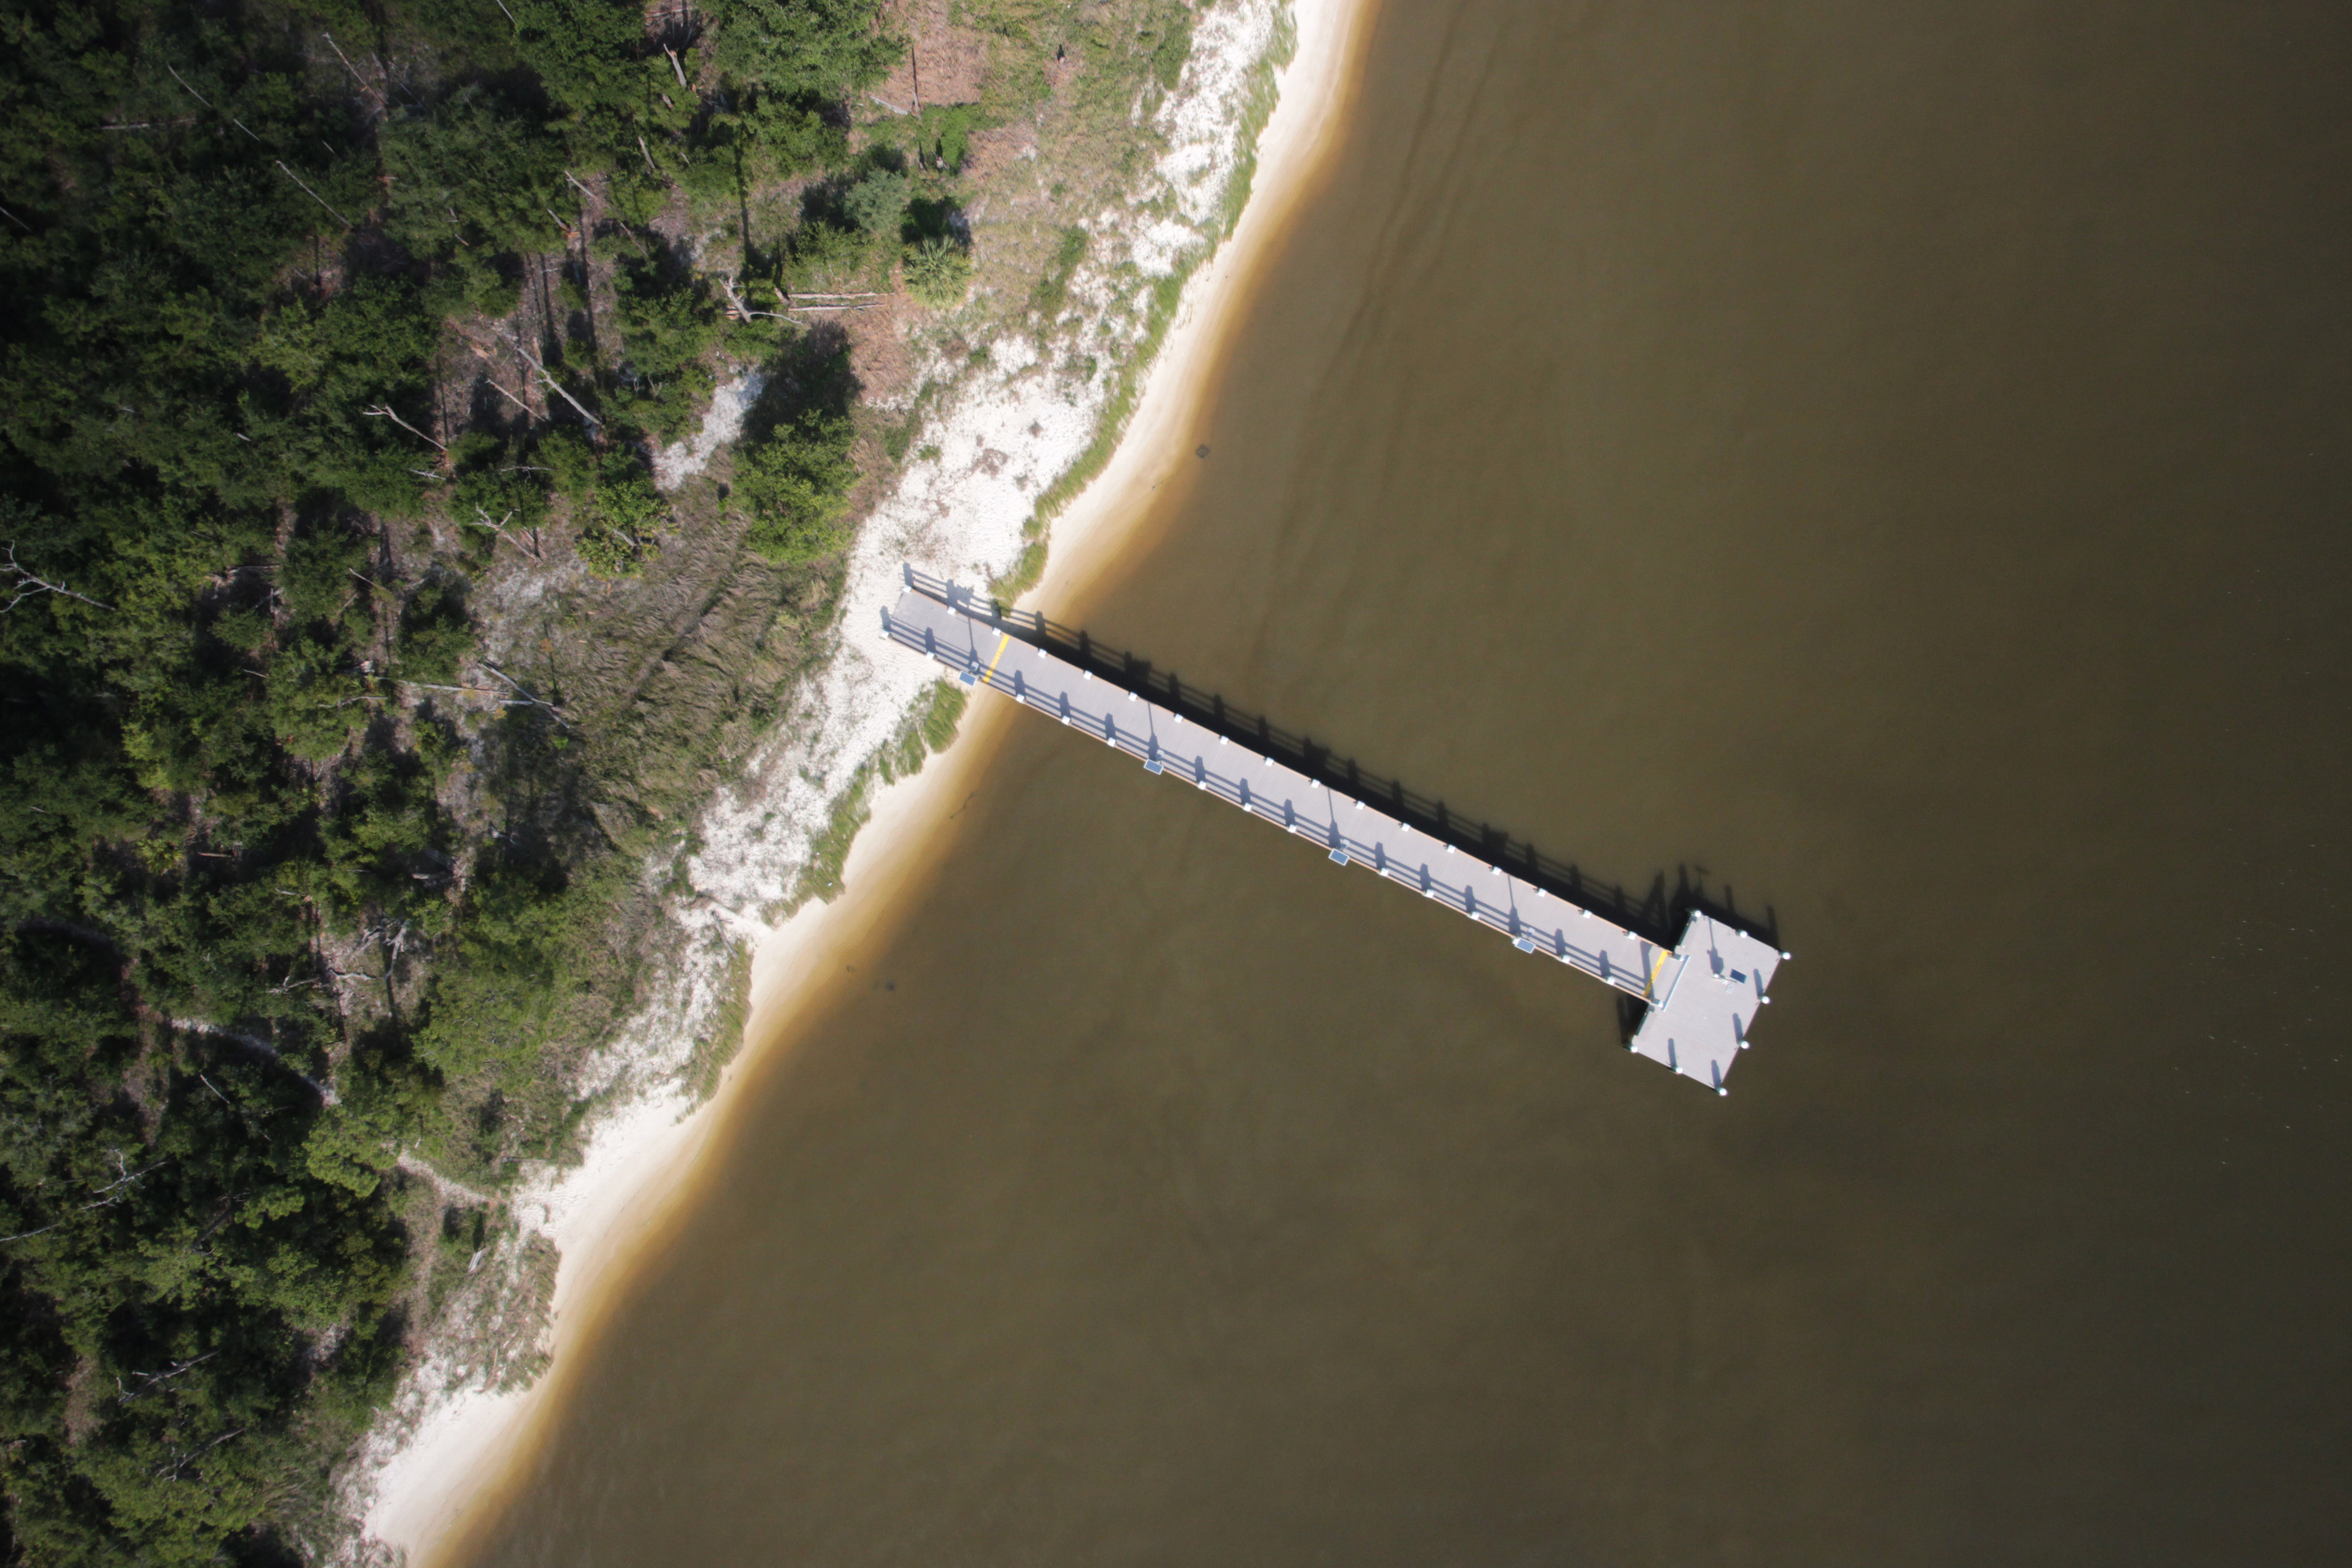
[537,425,601,500]
[1031,224,1089,320]
[396,580,475,684]
[1151,8,1195,91]
[876,102,995,174]
[702,0,902,181]
[903,237,973,307]
[380,85,568,257]
[843,169,911,236]
[733,412,857,563]
[787,217,878,294]
[612,257,723,442]
[416,856,570,1079]
[451,433,555,566]
[457,250,527,319]
[511,0,654,124]
[279,525,374,645]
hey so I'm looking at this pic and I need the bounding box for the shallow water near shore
[451,1,2352,1562]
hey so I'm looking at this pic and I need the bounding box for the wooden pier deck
[881,569,1787,1093]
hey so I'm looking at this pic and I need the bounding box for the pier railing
[901,566,1777,952]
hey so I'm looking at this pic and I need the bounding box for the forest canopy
[0,0,903,1560]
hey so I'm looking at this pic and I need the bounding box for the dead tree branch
[116,1350,220,1404]
[479,662,571,729]
[3,542,113,612]
[363,402,448,451]
[466,506,543,562]
[500,332,602,434]
[162,65,262,142]
[273,161,357,228]
[321,32,387,110]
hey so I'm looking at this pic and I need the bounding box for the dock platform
[881,569,1785,1093]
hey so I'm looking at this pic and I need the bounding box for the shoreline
[352,1,1376,1560]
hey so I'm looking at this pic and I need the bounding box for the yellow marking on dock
[1646,945,1670,998]
[981,632,1012,689]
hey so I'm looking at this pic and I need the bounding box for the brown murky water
[456,2,2352,1562]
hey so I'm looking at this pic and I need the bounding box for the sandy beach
[354,2,1376,1561]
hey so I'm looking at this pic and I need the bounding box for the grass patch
[1027,268,1189,530]
[1217,8,1298,237]
[1029,224,1092,323]
[788,766,875,911]
[686,944,755,1102]
[991,537,1049,599]
[900,678,971,769]
[1007,5,1298,559]
[784,679,970,911]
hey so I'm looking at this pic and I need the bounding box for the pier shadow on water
[917,573,1779,987]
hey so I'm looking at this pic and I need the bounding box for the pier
[882,568,1787,1093]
